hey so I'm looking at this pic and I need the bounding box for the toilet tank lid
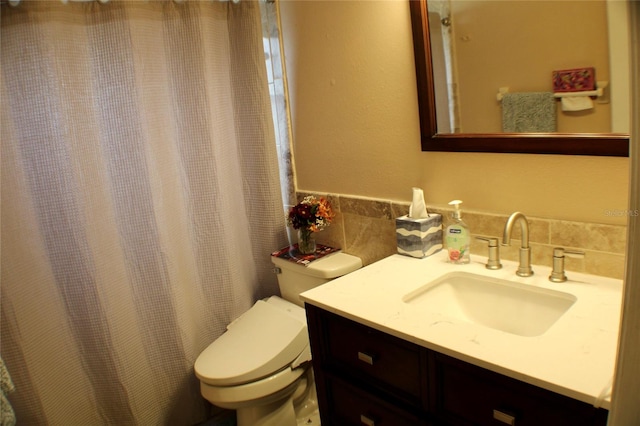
[271,252,363,279]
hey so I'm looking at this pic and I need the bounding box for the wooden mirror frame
[409,0,629,157]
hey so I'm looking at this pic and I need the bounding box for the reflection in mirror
[410,0,630,156]
[429,0,628,134]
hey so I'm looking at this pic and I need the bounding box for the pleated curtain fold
[1,1,288,424]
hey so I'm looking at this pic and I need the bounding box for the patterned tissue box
[552,67,596,92]
[396,214,443,258]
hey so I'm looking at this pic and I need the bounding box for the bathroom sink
[402,272,576,337]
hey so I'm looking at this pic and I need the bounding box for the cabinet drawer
[322,310,424,401]
[432,353,608,426]
[325,375,428,426]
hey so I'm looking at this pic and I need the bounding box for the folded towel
[502,92,557,132]
[1,358,16,426]
[561,95,594,111]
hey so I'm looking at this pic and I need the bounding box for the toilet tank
[271,252,362,307]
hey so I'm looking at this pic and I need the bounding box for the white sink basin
[402,271,576,337]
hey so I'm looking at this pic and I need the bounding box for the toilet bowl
[194,251,362,426]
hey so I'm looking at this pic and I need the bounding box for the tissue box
[552,67,596,92]
[396,214,443,258]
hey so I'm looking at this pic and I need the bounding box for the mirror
[409,0,629,156]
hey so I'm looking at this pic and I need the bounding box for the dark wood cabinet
[323,375,428,426]
[305,304,608,426]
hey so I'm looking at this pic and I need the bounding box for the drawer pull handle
[360,414,376,426]
[357,351,375,365]
[493,409,516,425]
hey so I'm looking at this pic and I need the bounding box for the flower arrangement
[287,196,334,233]
[287,196,334,254]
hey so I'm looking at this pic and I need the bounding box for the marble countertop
[300,251,622,409]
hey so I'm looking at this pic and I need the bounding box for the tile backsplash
[293,191,627,279]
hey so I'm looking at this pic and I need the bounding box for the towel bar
[552,87,603,98]
[496,81,607,101]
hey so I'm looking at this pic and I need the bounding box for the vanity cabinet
[305,304,608,426]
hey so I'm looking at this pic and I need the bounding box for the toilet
[194,250,362,426]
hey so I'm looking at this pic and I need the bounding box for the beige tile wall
[294,191,628,279]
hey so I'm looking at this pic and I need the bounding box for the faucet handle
[476,236,499,245]
[475,236,502,270]
[549,247,585,282]
[553,247,585,259]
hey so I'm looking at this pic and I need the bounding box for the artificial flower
[287,196,334,233]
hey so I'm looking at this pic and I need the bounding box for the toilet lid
[194,300,308,386]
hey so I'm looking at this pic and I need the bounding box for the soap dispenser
[446,200,470,264]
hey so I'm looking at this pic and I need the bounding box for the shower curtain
[1,1,288,424]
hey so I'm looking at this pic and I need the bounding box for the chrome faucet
[502,212,534,277]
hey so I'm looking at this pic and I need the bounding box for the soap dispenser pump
[446,200,471,264]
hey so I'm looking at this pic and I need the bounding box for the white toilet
[194,251,362,426]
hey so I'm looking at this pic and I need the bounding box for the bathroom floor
[198,410,236,426]
[297,410,321,426]
[199,409,321,426]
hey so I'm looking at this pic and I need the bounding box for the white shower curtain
[1,1,288,424]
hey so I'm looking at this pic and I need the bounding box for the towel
[501,92,556,132]
[1,358,16,426]
[561,95,594,111]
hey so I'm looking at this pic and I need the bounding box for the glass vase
[297,229,316,254]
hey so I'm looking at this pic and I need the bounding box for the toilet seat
[195,298,309,386]
[200,363,307,408]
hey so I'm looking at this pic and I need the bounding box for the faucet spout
[502,212,534,277]
[502,212,529,248]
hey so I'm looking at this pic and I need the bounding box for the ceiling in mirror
[410,0,630,156]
